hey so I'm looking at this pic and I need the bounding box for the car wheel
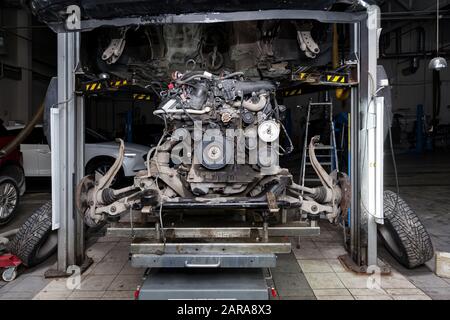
[378,190,434,269]
[85,158,124,188]
[8,201,57,267]
[0,178,20,226]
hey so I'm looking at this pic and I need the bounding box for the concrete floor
[0,152,450,300]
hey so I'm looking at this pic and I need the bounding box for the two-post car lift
[42,2,386,299]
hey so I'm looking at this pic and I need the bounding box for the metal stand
[110,219,312,299]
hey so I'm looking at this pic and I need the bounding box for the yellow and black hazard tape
[298,73,308,81]
[83,79,129,92]
[324,74,348,84]
[281,88,302,97]
[85,82,102,91]
[81,80,153,101]
[293,71,349,84]
[133,93,152,101]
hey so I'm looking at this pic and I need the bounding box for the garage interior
[0,0,450,301]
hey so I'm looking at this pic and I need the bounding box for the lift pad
[138,268,269,300]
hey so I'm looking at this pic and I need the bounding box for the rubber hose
[0,103,44,158]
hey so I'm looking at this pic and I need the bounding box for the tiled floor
[0,215,449,300]
[0,235,143,300]
[278,222,435,300]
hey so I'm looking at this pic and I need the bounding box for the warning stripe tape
[84,79,129,91]
[82,80,152,101]
[282,88,303,97]
[326,74,347,83]
[294,71,348,84]
[133,94,152,100]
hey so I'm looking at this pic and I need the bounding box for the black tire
[379,190,434,269]
[0,178,20,226]
[8,201,57,267]
[85,158,124,188]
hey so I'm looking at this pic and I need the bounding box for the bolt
[311,205,318,212]
[110,206,116,213]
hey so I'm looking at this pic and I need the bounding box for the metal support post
[359,5,383,269]
[350,21,365,266]
[49,9,86,273]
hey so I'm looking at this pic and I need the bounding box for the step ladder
[299,100,339,188]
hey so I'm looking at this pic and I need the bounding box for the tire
[0,178,20,226]
[85,158,124,188]
[379,190,434,269]
[0,165,26,196]
[8,201,57,267]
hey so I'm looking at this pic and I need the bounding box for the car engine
[150,71,292,197]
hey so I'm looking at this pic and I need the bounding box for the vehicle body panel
[6,125,150,177]
[0,136,26,196]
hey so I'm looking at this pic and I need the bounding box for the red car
[0,135,26,226]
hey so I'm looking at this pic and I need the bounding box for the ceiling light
[429,0,447,71]
[429,57,448,71]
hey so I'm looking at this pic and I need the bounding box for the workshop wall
[0,7,32,124]
[0,7,56,124]
[379,17,450,129]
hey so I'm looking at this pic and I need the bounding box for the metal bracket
[266,192,279,213]
[300,199,332,215]
[102,27,129,64]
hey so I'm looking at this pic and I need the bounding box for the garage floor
[1,152,450,300]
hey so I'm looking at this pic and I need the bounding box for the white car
[6,125,150,184]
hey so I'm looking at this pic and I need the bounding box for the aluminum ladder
[299,100,339,188]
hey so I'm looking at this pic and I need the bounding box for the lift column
[49,5,86,274]
[351,3,384,269]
